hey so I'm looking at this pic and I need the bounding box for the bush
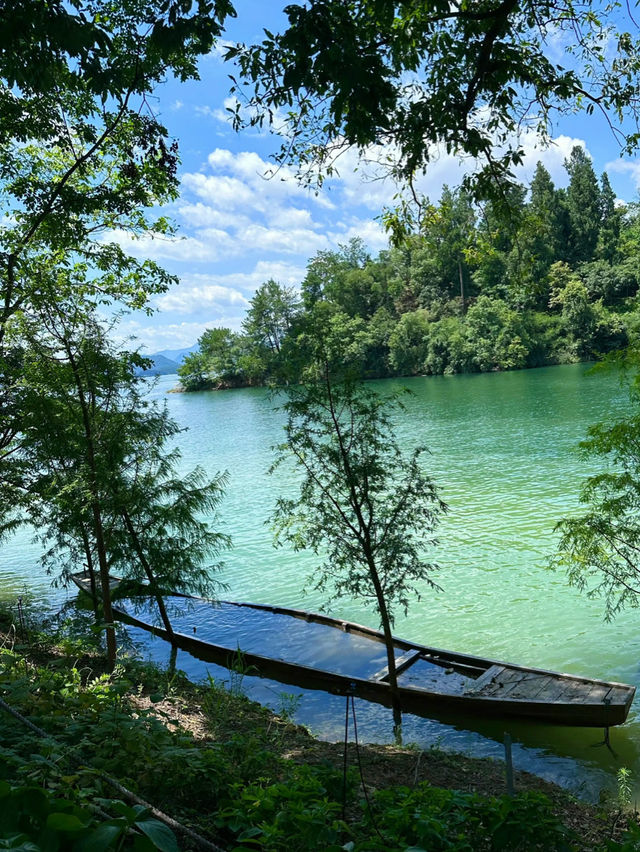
[358,784,571,851]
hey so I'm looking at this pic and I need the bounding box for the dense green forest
[179,148,639,391]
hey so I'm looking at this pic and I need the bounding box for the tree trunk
[324,365,403,740]
[121,509,175,641]
[366,553,402,741]
[458,258,465,314]
[80,529,99,621]
[91,500,118,671]
[67,348,117,671]
[168,644,178,676]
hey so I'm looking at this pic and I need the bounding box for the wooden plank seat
[373,649,422,682]
[463,664,505,695]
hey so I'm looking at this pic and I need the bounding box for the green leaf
[237,826,263,840]
[16,788,49,819]
[46,812,86,832]
[73,823,123,852]
[108,801,138,820]
[135,818,179,852]
[0,837,40,852]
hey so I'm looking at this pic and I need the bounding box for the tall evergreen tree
[475,184,525,305]
[421,186,476,310]
[598,173,621,264]
[565,146,601,265]
[15,300,229,668]
[242,280,300,356]
[529,162,570,263]
[509,163,569,308]
[272,363,445,737]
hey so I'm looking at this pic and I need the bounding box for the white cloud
[156,280,249,314]
[330,218,389,253]
[206,39,235,62]
[322,126,590,212]
[323,138,475,208]
[153,262,306,316]
[515,133,587,188]
[194,105,220,120]
[182,172,256,208]
[107,228,237,263]
[236,223,328,255]
[604,158,640,190]
[113,319,215,353]
[204,147,333,209]
[265,206,317,229]
[245,260,307,287]
[178,202,252,231]
[172,148,341,263]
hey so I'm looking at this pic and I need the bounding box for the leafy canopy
[14,297,229,596]
[0,0,235,340]
[227,1,640,199]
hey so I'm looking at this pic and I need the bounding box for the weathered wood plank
[605,685,633,706]
[373,649,422,682]
[463,664,505,694]
[550,679,604,704]
[480,672,552,700]
[528,676,571,702]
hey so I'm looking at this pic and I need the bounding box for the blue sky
[114,2,640,354]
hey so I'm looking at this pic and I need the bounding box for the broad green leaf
[73,823,123,852]
[46,812,86,832]
[135,818,179,852]
[16,788,48,819]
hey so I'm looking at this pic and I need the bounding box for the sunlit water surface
[3,363,640,800]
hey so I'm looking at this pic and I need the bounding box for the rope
[342,692,350,822]
[350,696,389,846]
[0,696,226,852]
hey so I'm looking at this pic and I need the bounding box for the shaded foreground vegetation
[1,601,640,851]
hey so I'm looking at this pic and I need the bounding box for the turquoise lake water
[2,362,640,798]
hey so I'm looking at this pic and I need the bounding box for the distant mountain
[136,353,179,377]
[134,344,199,377]
[153,345,199,364]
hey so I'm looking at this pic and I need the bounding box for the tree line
[179,148,639,391]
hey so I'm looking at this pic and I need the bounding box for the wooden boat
[71,573,636,728]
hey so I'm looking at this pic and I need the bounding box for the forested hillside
[179,148,639,391]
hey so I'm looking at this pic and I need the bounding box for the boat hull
[71,574,636,728]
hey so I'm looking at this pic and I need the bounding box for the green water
[2,363,640,797]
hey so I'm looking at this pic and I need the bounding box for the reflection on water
[123,596,390,678]
[2,364,640,800]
